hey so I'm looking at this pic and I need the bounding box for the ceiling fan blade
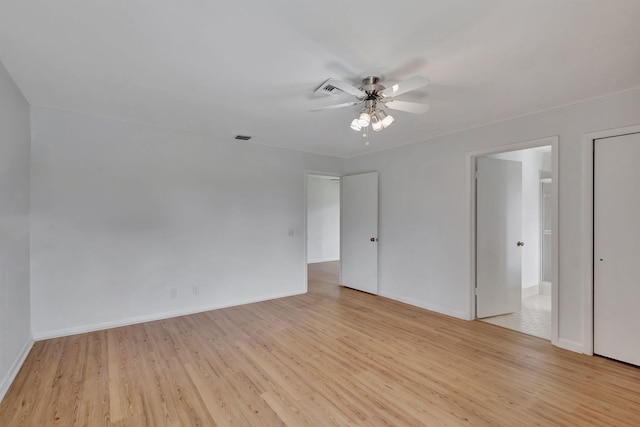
[384,100,430,114]
[325,78,366,98]
[380,76,430,98]
[310,101,361,112]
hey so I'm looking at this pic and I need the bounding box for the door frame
[581,124,640,355]
[467,136,559,345]
[304,170,342,292]
[539,178,552,287]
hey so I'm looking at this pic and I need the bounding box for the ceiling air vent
[235,135,252,141]
[314,79,344,96]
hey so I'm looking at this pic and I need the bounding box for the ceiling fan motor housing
[360,76,385,100]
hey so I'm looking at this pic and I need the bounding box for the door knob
[370,237,378,242]
[517,241,524,247]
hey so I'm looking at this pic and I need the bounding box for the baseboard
[0,335,34,404]
[34,291,306,340]
[539,281,552,296]
[378,291,469,320]
[307,257,340,264]
[556,338,583,354]
[522,284,539,299]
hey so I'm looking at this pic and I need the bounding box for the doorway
[306,173,341,289]
[470,139,557,342]
[305,171,380,295]
[306,174,341,264]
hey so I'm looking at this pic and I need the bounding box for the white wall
[30,107,342,338]
[307,175,340,263]
[489,148,550,291]
[0,61,32,401]
[344,87,640,352]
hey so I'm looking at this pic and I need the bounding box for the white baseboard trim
[556,338,583,354]
[0,335,34,404]
[33,291,306,341]
[307,257,340,264]
[539,281,552,296]
[522,284,540,299]
[379,291,469,320]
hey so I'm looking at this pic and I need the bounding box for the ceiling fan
[311,75,430,133]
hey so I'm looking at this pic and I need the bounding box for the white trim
[0,336,34,403]
[539,178,552,287]
[522,285,540,299]
[581,124,640,356]
[307,257,340,264]
[557,338,584,354]
[33,291,305,340]
[551,137,559,347]
[467,136,559,346]
[304,169,342,292]
[379,291,469,320]
[539,281,552,296]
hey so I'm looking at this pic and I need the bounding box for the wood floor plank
[2,261,640,425]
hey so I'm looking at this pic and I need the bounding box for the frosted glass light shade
[350,119,362,131]
[377,110,395,128]
[357,111,371,127]
[371,115,383,132]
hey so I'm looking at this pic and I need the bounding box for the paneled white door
[476,157,523,318]
[594,132,640,366]
[341,172,378,294]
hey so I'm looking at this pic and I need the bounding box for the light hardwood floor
[2,261,640,426]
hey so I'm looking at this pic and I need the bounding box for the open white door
[476,157,523,318]
[594,133,640,366]
[341,172,378,294]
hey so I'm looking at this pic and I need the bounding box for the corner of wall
[0,335,34,404]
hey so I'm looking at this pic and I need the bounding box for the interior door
[594,132,640,366]
[476,156,523,318]
[341,172,378,294]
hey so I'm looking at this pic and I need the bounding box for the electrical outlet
[192,286,199,295]
[170,288,177,298]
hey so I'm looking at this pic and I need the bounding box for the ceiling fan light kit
[357,110,371,127]
[311,74,430,138]
[371,113,383,132]
[378,110,394,128]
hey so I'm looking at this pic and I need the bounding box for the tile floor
[480,294,551,340]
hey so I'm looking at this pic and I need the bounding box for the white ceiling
[1,1,639,158]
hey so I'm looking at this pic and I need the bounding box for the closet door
[594,132,640,366]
